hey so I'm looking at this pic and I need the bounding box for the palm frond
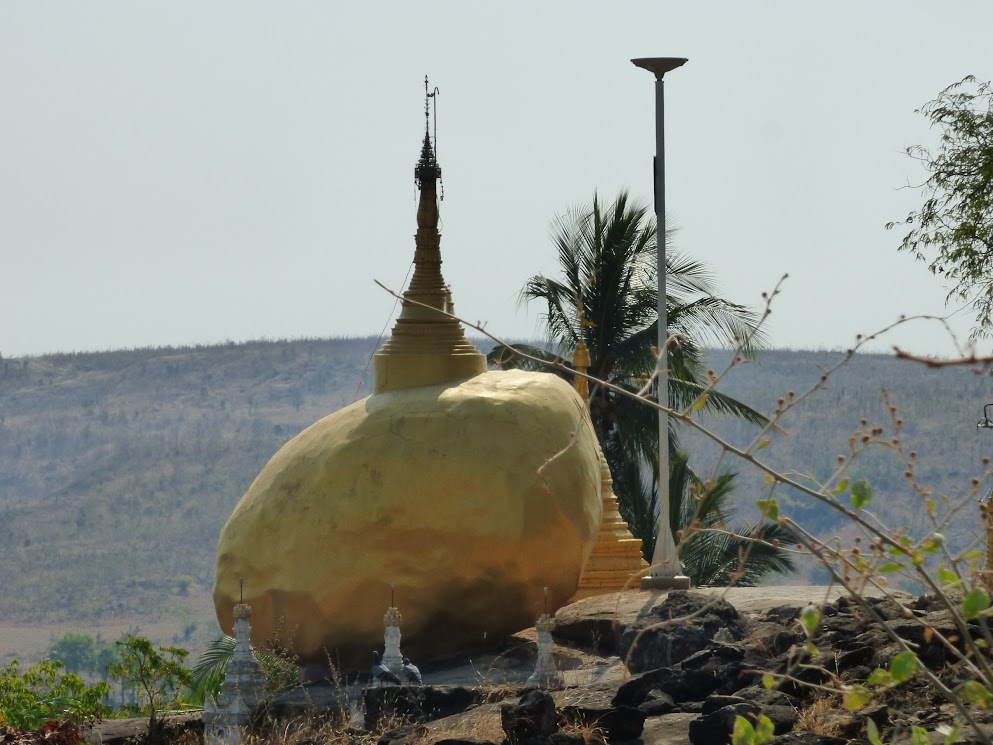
[187,636,234,706]
[669,378,769,426]
[486,343,571,378]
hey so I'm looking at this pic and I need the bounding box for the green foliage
[867,718,883,745]
[866,650,919,688]
[961,588,990,620]
[0,659,110,730]
[799,605,821,636]
[956,680,993,708]
[887,75,993,337]
[106,635,191,727]
[850,479,873,509]
[487,190,775,569]
[731,714,774,745]
[47,633,120,681]
[187,636,299,707]
[843,684,872,711]
[672,451,797,586]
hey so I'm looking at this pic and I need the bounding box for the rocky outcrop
[617,591,745,674]
[364,686,498,731]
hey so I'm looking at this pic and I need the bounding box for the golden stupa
[569,334,649,599]
[213,88,602,668]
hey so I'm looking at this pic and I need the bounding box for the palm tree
[671,452,795,586]
[489,190,794,582]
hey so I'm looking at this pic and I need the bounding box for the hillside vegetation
[0,338,378,627]
[1,338,990,639]
[683,348,993,583]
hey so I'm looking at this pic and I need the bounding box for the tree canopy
[488,191,796,584]
[888,75,993,337]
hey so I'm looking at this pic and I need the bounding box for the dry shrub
[244,714,352,745]
[558,718,607,745]
[794,696,843,737]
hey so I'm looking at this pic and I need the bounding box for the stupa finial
[373,77,486,394]
[416,76,441,190]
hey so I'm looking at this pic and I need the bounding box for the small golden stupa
[570,330,650,600]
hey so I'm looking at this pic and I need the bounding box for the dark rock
[840,664,872,683]
[637,690,676,717]
[688,702,761,745]
[501,690,558,743]
[82,714,202,745]
[848,628,888,649]
[701,695,746,715]
[734,686,796,709]
[836,645,875,669]
[770,734,846,745]
[618,591,742,673]
[677,701,705,713]
[548,734,588,745]
[765,605,802,625]
[912,592,963,613]
[818,614,865,641]
[268,680,347,720]
[689,701,796,745]
[763,705,800,733]
[364,686,487,730]
[886,611,958,667]
[866,596,910,621]
[559,704,646,742]
[861,704,889,729]
[613,665,747,707]
[551,614,619,655]
[680,643,745,670]
[748,622,805,659]
[434,740,498,745]
[818,711,864,738]
[377,724,428,745]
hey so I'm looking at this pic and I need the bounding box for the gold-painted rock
[214,370,602,668]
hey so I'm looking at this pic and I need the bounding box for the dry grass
[244,714,355,745]
[419,702,505,745]
[558,718,607,745]
[794,696,843,737]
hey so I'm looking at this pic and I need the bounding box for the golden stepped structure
[570,331,649,600]
[373,125,486,393]
[572,452,650,599]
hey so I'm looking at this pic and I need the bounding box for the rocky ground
[80,586,992,745]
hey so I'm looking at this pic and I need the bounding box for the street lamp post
[978,405,993,578]
[632,57,691,591]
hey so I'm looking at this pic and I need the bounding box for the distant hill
[2,339,990,657]
[0,338,378,629]
[682,348,993,580]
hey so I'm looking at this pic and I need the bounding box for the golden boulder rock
[213,369,602,668]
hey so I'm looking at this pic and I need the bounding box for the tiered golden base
[572,454,649,600]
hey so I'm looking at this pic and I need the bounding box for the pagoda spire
[373,78,486,394]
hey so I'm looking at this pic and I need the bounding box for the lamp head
[631,57,688,80]
[980,404,993,430]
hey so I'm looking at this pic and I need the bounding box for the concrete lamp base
[641,575,692,591]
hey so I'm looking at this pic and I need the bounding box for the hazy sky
[1,2,991,358]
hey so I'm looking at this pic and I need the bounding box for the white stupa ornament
[203,601,267,745]
[382,586,404,676]
[527,589,563,689]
